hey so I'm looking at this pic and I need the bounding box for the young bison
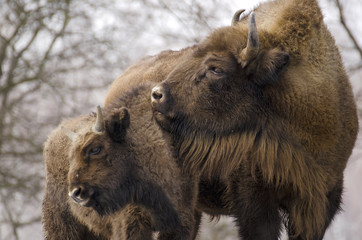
[43,116,154,240]
[151,0,358,239]
[43,83,199,239]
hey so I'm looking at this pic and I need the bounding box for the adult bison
[43,83,199,239]
[151,0,358,239]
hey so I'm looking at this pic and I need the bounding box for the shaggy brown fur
[151,0,358,239]
[104,43,233,220]
[104,47,233,219]
[43,84,199,240]
[42,47,195,239]
[104,47,195,106]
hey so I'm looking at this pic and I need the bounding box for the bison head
[151,11,289,135]
[64,106,131,215]
[63,106,181,231]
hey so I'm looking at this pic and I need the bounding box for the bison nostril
[151,86,164,102]
[69,187,82,200]
[69,185,95,206]
[73,188,81,197]
[152,91,163,100]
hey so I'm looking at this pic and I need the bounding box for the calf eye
[89,146,102,156]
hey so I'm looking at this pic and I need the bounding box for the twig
[335,0,362,60]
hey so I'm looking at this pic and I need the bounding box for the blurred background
[0,0,361,239]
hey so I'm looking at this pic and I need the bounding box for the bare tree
[335,0,362,68]
[0,0,134,238]
[0,1,71,238]
[332,0,362,120]
[1,0,361,239]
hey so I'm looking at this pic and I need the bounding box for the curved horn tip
[96,105,102,114]
[248,11,259,48]
[93,105,105,133]
[249,11,259,46]
[231,9,246,26]
[250,11,256,21]
[239,11,259,68]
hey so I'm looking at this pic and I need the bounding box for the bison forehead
[196,26,249,58]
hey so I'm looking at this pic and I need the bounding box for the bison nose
[69,186,94,206]
[69,186,83,203]
[151,85,164,103]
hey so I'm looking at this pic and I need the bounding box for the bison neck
[171,117,327,201]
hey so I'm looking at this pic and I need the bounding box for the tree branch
[0,4,30,77]
[335,0,362,59]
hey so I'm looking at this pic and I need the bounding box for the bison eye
[89,146,102,156]
[209,67,224,75]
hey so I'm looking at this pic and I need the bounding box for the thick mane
[174,116,327,191]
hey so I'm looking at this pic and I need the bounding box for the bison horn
[231,9,245,26]
[61,126,77,140]
[239,11,259,68]
[93,105,105,133]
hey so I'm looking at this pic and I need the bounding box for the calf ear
[247,48,289,87]
[105,107,130,142]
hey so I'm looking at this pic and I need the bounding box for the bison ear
[105,107,130,142]
[247,48,290,87]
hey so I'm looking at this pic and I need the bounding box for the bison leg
[157,204,199,240]
[288,179,343,240]
[323,180,343,234]
[158,182,199,240]
[157,226,194,240]
[197,179,230,215]
[192,210,202,239]
[229,175,282,240]
[157,217,196,240]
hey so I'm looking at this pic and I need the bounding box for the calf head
[64,106,131,215]
[63,106,181,231]
[151,11,289,134]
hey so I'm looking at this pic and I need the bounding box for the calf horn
[231,9,245,25]
[239,11,259,68]
[93,105,104,133]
